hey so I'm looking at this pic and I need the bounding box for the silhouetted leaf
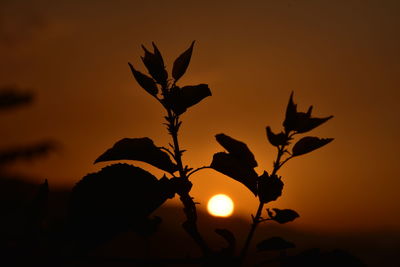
[215,134,257,168]
[140,43,168,85]
[172,41,195,82]
[0,87,33,110]
[292,136,333,157]
[283,92,297,133]
[266,126,289,147]
[95,138,177,173]
[258,172,284,203]
[128,63,158,96]
[267,208,299,224]
[164,84,211,115]
[294,112,333,133]
[68,164,175,253]
[257,236,295,251]
[215,228,236,248]
[211,152,258,195]
[282,92,333,133]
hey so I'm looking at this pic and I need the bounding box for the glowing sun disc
[207,194,234,217]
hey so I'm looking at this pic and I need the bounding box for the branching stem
[239,138,289,265]
[239,202,264,262]
[164,107,211,256]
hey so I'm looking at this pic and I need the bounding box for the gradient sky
[1,0,399,233]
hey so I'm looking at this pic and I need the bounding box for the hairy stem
[166,109,211,255]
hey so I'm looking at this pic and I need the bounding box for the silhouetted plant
[210,92,333,264]
[67,42,336,266]
[68,41,213,255]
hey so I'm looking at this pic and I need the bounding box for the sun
[207,194,234,217]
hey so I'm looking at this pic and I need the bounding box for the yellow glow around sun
[207,194,234,217]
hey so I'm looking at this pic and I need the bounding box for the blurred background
[1,0,399,265]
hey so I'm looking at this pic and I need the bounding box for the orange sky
[1,0,399,233]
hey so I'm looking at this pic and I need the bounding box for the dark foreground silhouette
[0,46,390,266]
[1,178,398,266]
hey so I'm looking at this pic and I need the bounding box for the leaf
[295,115,334,133]
[257,236,295,251]
[164,84,211,115]
[172,41,195,82]
[215,134,257,168]
[282,92,333,133]
[292,136,334,157]
[128,63,158,96]
[68,164,175,253]
[283,91,297,133]
[267,208,299,224]
[95,137,177,173]
[211,152,258,195]
[257,172,284,204]
[266,126,289,147]
[140,43,168,85]
[215,228,236,248]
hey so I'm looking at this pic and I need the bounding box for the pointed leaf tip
[283,91,298,132]
[268,208,299,224]
[215,133,257,168]
[292,136,334,156]
[128,63,158,96]
[172,41,195,82]
[140,43,167,85]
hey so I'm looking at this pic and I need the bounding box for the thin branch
[278,155,293,170]
[187,166,211,178]
[240,132,290,265]
[240,202,264,261]
[159,146,175,159]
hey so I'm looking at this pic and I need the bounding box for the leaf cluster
[128,41,211,116]
[210,92,334,261]
[68,42,212,253]
[211,92,333,204]
[65,42,334,263]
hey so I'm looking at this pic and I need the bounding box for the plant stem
[166,109,211,255]
[239,202,264,262]
[239,144,287,264]
[272,145,284,176]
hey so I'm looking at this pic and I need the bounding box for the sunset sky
[1,0,399,233]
